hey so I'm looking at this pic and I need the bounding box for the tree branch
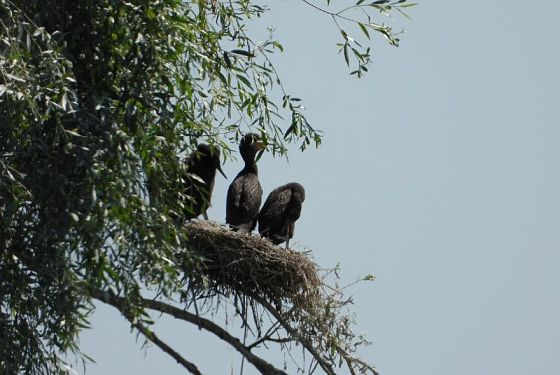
[247,336,293,351]
[247,293,336,375]
[251,293,379,375]
[91,288,202,375]
[88,288,287,375]
[247,322,292,350]
[135,322,202,375]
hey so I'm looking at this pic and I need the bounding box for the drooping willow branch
[298,0,414,76]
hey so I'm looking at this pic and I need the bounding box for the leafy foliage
[0,0,412,373]
[303,0,415,76]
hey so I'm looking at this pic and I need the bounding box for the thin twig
[248,336,293,351]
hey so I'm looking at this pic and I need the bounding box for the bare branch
[90,289,202,375]
[248,335,293,351]
[247,321,292,350]
[248,293,336,375]
[134,323,202,375]
[88,288,287,375]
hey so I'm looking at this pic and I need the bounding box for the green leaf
[5,73,25,83]
[272,41,284,52]
[358,23,370,40]
[236,74,253,89]
[230,49,253,58]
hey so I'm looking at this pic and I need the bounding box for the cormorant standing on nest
[226,133,264,232]
[258,182,305,249]
[184,143,226,220]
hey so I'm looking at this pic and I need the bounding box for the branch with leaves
[300,0,415,76]
[1,0,412,373]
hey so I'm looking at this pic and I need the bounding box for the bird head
[195,143,227,178]
[239,133,265,162]
[291,182,306,203]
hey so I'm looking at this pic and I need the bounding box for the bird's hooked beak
[255,140,265,150]
[254,139,265,162]
[217,164,227,179]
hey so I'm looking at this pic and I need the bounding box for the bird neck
[242,160,258,174]
[240,150,259,174]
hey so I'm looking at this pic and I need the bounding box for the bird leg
[285,238,289,250]
[202,210,209,220]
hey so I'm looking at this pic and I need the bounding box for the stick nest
[183,221,321,308]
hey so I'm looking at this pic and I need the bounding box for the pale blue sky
[77,1,560,374]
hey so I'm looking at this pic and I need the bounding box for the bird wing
[258,187,292,232]
[226,177,242,223]
[226,173,262,226]
[227,176,244,209]
[239,174,262,214]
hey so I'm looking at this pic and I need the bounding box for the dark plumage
[184,143,226,220]
[258,182,305,249]
[226,133,264,232]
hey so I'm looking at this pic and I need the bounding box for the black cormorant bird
[184,143,226,220]
[258,182,305,249]
[226,133,264,232]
